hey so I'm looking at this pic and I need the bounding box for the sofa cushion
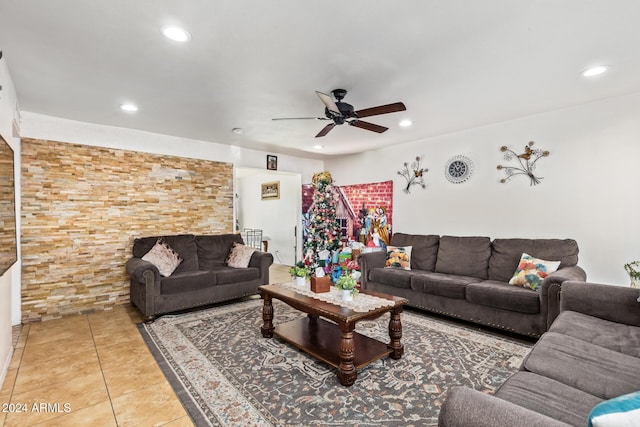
[368,267,413,289]
[410,272,476,299]
[466,280,540,314]
[385,245,412,270]
[141,238,183,277]
[435,236,491,279]
[390,233,439,271]
[196,234,244,270]
[550,311,640,358]
[523,332,640,400]
[208,266,261,285]
[495,371,602,427]
[489,238,579,282]
[508,253,561,291]
[160,270,217,294]
[133,234,198,273]
[225,242,256,268]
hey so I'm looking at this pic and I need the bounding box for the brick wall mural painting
[302,180,393,248]
[21,138,233,322]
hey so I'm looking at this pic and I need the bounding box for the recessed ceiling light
[232,128,245,135]
[581,65,609,77]
[161,26,191,42]
[313,144,324,150]
[399,119,413,127]
[120,103,138,112]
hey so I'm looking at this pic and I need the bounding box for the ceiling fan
[273,89,406,138]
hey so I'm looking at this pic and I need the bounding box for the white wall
[325,92,640,286]
[236,168,301,265]
[20,112,323,185]
[0,56,19,389]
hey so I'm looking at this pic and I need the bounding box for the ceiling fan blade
[272,117,328,121]
[350,120,388,134]
[355,102,406,118]
[315,123,336,137]
[315,91,342,116]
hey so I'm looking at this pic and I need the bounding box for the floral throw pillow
[509,253,561,291]
[141,238,183,277]
[225,242,256,268]
[385,246,412,270]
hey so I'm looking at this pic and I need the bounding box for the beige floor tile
[90,304,143,325]
[97,339,154,371]
[0,368,18,398]
[21,335,95,365]
[4,372,109,427]
[102,356,167,398]
[31,400,117,427]
[111,381,187,427]
[163,415,195,426]
[26,317,91,346]
[8,345,25,370]
[0,409,6,426]
[13,349,101,395]
[15,324,30,349]
[270,264,292,284]
[92,325,144,349]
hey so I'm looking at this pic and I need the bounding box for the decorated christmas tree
[303,171,342,267]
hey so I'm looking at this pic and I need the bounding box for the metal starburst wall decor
[398,156,428,194]
[497,141,550,186]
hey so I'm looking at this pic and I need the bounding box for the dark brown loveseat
[359,233,586,337]
[126,233,273,321]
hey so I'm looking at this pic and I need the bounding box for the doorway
[235,167,301,266]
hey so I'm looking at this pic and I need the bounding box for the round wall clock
[444,155,474,184]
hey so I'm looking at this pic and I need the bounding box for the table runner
[276,281,395,312]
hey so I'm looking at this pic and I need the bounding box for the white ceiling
[1,1,639,158]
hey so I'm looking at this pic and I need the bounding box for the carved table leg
[337,322,357,386]
[261,293,274,338]
[388,306,404,359]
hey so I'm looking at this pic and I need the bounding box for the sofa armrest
[248,251,274,285]
[358,250,387,289]
[560,281,640,327]
[539,265,587,328]
[438,387,570,427]
[126,258,160,284]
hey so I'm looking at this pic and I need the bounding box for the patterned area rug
[138,298,532,427]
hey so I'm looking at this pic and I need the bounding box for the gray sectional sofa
[126,233,273,321]
[358,233,586,337]
[438,281,640,426]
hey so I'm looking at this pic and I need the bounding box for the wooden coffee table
[259,283,408,386]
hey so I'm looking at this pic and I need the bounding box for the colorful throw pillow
[141,238,183,277]
[588,390,640,427]
[385,246,412,270]
[225,242,256,268]
[508,253,560,291]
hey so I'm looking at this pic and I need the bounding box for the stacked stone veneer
[21,138,233,322]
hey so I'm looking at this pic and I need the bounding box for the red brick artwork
[302,180,393,244]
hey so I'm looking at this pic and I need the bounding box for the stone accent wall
[21,138,233,322]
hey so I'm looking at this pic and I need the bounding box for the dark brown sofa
[359,233,586,337]
[439,281,640,426]
[126,233,273,321]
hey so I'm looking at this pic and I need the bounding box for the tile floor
[0,264,292,427]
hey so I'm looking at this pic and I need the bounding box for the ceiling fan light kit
[273,89,406,138]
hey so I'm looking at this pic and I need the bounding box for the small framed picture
[261,181,280,200]
[266,154,278,171]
